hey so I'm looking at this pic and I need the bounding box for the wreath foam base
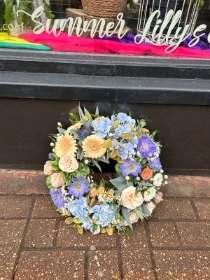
[44,105,168,235]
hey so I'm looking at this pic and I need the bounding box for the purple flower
[148,157,162,171]
[78,127,91,140]
[68,177,89,198]
[120,159,142,177]
[137,136,157,158]
[50,189,65,207]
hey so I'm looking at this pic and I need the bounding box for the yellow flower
[82,135,106,159]
[65,122,83,135]
[55,135,77,157]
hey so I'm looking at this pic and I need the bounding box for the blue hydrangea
[92,117,113,138]
[50,189,65,208]
[148,157,162,171]
[120,159,142,176]
[68,197,92,230]
[112,140,135,160]
[137,136,157,158]
[113,124,132,139]
[112,113,136,125]
[89,203,117,227]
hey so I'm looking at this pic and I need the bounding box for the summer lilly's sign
[16,6,209,53]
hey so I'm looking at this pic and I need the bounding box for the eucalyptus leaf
[77,146,82,159]
[98,157,110,164]
[78,104,85,119]
[92,159,102,172]
[155,193,163,201]
[79,151,84,161]
[142,203,151,216]
[83,119,92,129]
[58,127,66,134]
[121,207,132,230]
[48,153,56,161]
[95,106,99,116]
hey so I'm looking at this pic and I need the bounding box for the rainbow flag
[0,32,51,50]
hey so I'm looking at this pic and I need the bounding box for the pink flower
[141,167,153,180]
[145,201,156,217]
[44,161,53,175]
[121,186,144,210]
[124,211,139,226]
[50,172,64,188]
[154,192,163,204]
[59,156,79,173]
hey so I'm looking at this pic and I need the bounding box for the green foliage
[46,176,54,189]
[42,0,54,20]
[0,1,5,28]
[123,226,132,236]
[121,207,133,229]
[4,0,14,33]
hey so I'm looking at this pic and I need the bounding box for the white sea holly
[143,187,156,201]
[153,173,163,187]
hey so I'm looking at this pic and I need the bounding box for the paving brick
[0,195,32,218]
[0,169,48,194]
[25,219,56,247]
[120,222,148,251]
[32,195,60,218]
[0,220,26,279]
[122,249,155,280]
[177,222,210,248]
[193,198,210,219]
[148,222,180,247]
[152,198,196,220]
[0,220,26,248]
[184,251,210,279]
[88,250,120,280]
[14,250,85,279]
[57,220,117,248]
[162,175,210,198]
[154,250,194,279]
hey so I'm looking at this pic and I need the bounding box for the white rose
[153,173,163,187]
[143,187,156,202]
[59,156,79,173]
[121,186,144,210]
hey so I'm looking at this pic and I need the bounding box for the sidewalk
[0,169,210,280]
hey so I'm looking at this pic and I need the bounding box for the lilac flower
[137,136,157,158]
[120,159,142,176]
[50,189,65,208]
[148,157,162,171]
[77,127,91,140]
[68,177,89,198]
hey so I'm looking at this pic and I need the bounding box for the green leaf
[4,0,14,34]
[121,207,132,229]
[69,112,80,120]
[141,159,147,165]
[123,226,132,236]
[109,176,127,192]
[46,176,54,189]
[58,127,65,134]
[115,163,121,175]
[151,130,157,139]
[83,119,92,129]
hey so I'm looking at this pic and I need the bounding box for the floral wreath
[44,105,168,235]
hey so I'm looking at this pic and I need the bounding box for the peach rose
[145,201,156,216]
[50,172,64,188]
[44,161,53,175]
[141,167,153,180]
[59,156,78,173]
[154,192,163,204]
[124,211,139,226]
[121,186,144,210]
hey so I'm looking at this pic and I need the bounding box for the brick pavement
[0,169,210,279]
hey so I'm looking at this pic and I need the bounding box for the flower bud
[136,176,140,181]
[125,176,130,181]
[57,122,61,126]
[160,169,164,173]
[165,181,168,185]
[50,143,54,146]
[84,159,89,164]
[164,175,168,179]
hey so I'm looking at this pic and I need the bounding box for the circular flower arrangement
[44,105,168,235]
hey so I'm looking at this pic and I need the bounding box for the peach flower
[121,186,144,210]
[59,156,78,173]
[50,172,64,188]
[124,211,139,226]
[141,167,153,180]
[145,201,156,217]
[154,192,163,204]
[44,161,53,175]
